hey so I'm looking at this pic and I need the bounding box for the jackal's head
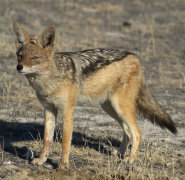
[13,22,55,75]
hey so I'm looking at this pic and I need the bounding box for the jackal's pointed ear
[13,21,30,48]
[37,25,55,49]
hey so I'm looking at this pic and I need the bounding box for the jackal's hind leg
[101,100,130,158]
[120,123,130,158]
[111,96,142,163]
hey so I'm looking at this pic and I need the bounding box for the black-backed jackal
[13,22,177,169]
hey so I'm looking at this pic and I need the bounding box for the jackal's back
[54,48,134,80]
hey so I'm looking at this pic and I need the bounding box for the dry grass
[2,133,183,179]
[0,73,41,122]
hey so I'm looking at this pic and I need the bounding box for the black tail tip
[170,125,177,135]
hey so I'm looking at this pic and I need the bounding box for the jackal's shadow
[0,120,121,168]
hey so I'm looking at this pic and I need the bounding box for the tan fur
[13,22,177,169]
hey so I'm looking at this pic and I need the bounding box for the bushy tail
[137,84,177,134]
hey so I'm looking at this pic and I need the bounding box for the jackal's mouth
[17,66,38,74]
[18,71,30,74]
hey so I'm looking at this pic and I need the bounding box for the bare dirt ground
[0,0,185,179]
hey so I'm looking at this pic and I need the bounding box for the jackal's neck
[25,62,62,97]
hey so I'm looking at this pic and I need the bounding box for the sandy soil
[0,0,184,179]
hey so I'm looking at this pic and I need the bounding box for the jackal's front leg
[32,106,57,165]
[59,101,75,169]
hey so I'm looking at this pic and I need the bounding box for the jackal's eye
[17,55,22,61]
[32,56,40,60]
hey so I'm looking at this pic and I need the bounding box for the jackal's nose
[17,64,23,71]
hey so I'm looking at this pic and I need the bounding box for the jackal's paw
[121,155,133,164]
[123,156,130,163]
[123,156,135,164]
[32,157,46,165]
[58,162,69,169]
